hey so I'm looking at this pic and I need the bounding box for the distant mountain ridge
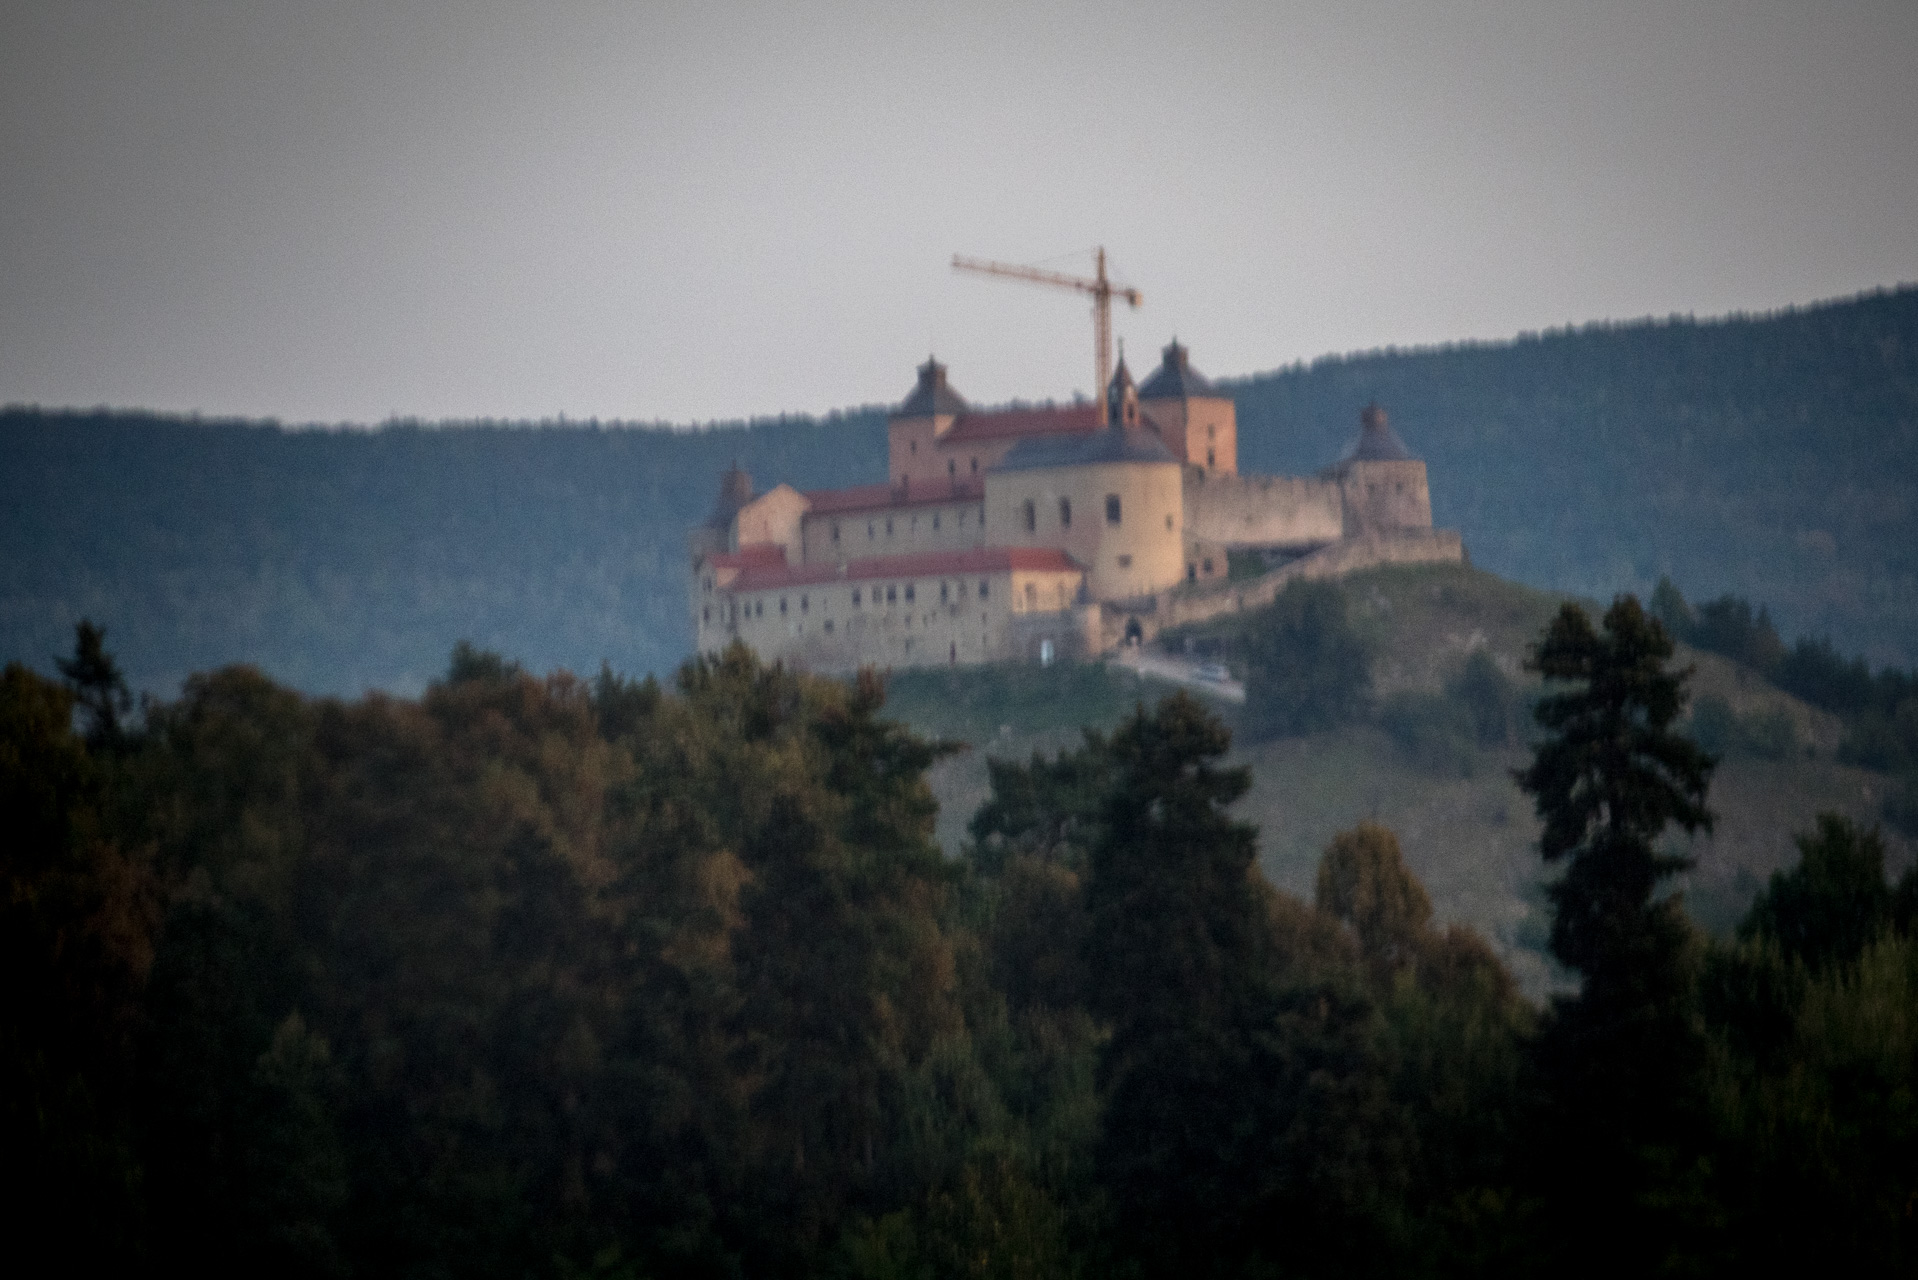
[3,285,1913,694]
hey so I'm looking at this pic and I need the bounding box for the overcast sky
[3,0,1914,425]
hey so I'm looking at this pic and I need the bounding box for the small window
[1023,499,1036,532]
[1118,554,1133,568]
[886,585,897,603]
[756,601,764,617]
[779,597,788,615]
[867,521,875,539]
[852,588,862,607]
[1207,423,1216,440]
[1207,448,1215,468]
[1025,583,1037,608]
[979,579,990,599]
[800,594,808,613]
[702,606,710,623]
[1188,564,1197,582]
[911,516,918,531]
[970,458,979,474]
[1165,514,1174,530]
[1106,494,1122,524]
[831,523,840,543]
[910,439,917,454]
[825,619,834,633]
[948,458,956,477]
[905,584,915,602]
[932,513,940,531]
[1202,558,1213,574]
[886,518,894,536]
[1059,497,1071,528]
[940,581,949,603]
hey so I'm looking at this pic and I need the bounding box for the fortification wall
[1182,470,1343,550]
[1100,528,1465,648]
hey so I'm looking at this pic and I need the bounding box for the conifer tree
[1515,596,1716,1273]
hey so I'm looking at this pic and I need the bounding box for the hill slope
[3,285,1913,694]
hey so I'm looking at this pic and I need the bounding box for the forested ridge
[3,285,1915,696]
[7,614,1916,1276]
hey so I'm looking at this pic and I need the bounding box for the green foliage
[1738,814,1896,973]
[966,730,1111,873]
[1515,596,1719,1272]
[1242,580,1371,739]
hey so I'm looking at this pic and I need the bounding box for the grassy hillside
[889,563,1913,999]
[3,284,1913,695]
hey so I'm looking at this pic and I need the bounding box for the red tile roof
[802,477,985,515]
[728,546,1080,592]
[938,403,1102,444]
[710,543,787,570]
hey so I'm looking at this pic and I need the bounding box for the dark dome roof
[994,422,1177,472]
[1340,403,1417,463]
[897,355,969,417]
[1138,339,1215,398]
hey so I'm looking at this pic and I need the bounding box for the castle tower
[1332,403,1432,535]
[888,355,969,488]
[1137,338,1237,475]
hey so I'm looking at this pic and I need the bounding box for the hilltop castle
[690,341,1461,669]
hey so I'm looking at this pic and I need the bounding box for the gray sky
[3,0,1914,425]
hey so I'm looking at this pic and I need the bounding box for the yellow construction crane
[951,247,1142,426]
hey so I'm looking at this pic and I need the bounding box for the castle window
[1024,583,1037,609]
[1208,424,1216,440]
[755,601,764,617]
[886,585,897,603]
[1118,554,1133,568]
[1207,449,1215,468]
[800,594,808,613]
[970,458,978,474]
[703,606,710,623]
[779,598,787,615]
[948,459,956,477]
[911,516,918,532]
[703,576,712,592]
[1023,499,1036,532]
[1202,558,1214,575]
[852,588,862,607]
[831,523,840,543]
[825,619,834,633]
[886,518,894,536]
[904,584,915,603]
[910,440,917,454]
[978,504,985,523]
[1165,514,1174,530]
[868,521,875,539]
[932,513,940,531]
[1059,497,1071,528]
[940,581,949,603]
[978,579,989,599]
[1106,494,1121,524]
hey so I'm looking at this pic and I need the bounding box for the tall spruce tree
[1515,596,1716,1274]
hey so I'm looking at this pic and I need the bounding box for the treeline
[5,285,1916,699]
[7,607,1917,1276]
[1648,577,1918,832]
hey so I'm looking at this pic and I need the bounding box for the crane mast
[951,247,1142,426]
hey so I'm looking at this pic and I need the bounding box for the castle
[690,340,1462,670]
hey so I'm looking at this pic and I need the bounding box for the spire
[1106,349,1140,428]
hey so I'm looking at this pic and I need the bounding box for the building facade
[691,340,1445,670]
